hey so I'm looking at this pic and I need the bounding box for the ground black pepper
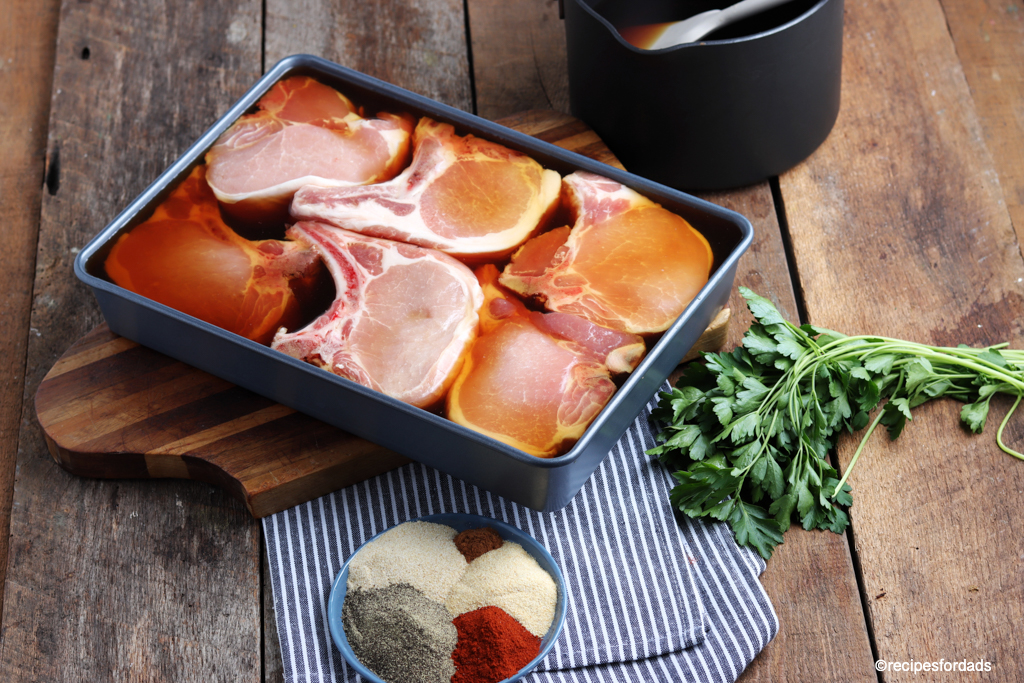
[343,583,457,683]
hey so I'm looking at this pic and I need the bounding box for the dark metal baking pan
[74,54,752,512]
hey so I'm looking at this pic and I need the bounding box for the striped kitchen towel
[264,390,778,682]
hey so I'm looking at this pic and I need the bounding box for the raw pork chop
[271,222,484,409]
[289,118,562,262]
[104,166,322,344]
[500,171,713,336]
[206,76,414,227]
[446,265,645,457]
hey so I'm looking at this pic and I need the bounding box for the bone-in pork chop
[104,166,322,344]
[500,171,713,336]
[289,118,561,262]
[271,222,484,409]
[446,265,645,457]
[205,76,413,227]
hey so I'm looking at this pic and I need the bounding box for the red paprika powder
[451,605,541,683]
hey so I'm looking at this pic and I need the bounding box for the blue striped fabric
[265,391,778,682]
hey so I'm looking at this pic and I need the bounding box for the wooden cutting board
[35,111,731,518]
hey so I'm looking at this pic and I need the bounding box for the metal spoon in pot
[619,0,798,50]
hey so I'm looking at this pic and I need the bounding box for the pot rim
[570,0,834,52]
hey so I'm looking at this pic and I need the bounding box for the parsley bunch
[649,287,1024,559]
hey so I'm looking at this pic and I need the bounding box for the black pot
[563,0,843,190]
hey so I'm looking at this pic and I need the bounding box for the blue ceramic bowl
[327,513,567,683]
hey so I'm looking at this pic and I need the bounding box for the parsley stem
[996,394,1024,462]
[833,405,888,496]
[809,338,1024,423]
[816,338,1024,393]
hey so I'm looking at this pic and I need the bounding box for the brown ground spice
[453,526,503,562]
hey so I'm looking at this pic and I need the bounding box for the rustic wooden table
[3,0,1023,680]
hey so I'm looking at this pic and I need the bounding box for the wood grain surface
[34,325,412,518]
[939,0,1024,246]
[265,0,473,111]
[466,0,570,119]
[781,0,1024,678]
[0,0,62,627]
[1,0,266,679]
[5,0,1024,680]
[699,188,878,682]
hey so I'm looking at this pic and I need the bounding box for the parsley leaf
[649,287,1024,560]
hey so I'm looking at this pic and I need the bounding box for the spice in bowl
[445,541,557,638]
[453,526,503,562]
[344,583,458,683]
[452,606,541,683]
[341,519,558,683]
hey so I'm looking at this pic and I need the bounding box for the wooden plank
[466,0,570,119]
[0,0,266,679]
[496,109,625,169]
[34,325,412,518]
[0,0,62,625]
[779,0,1024,677]
[939,0,1024,246]
[468,3,877,680]
[263,547,285,683]
[697,189,876,683]
[265,0,472,111]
